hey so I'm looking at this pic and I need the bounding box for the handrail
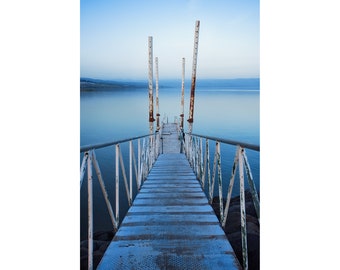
[81,129,258,270]
[80,133,154,152]
[80,131,162,270]
[182,132,260,270]
[187,132,260,152]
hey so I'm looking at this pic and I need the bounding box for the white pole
[155,57,160,131]
[180,57,185,129]
[148,36,155,133]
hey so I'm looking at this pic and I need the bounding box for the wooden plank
[132,197,209,206]
[123,213,220,224]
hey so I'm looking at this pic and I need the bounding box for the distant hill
[195,78,260,90]
[80,78,148,92]
[149,78,259,90]
[80,77,259,91]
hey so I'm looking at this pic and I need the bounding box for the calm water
[80,82,259,240]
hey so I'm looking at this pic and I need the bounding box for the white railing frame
[183,133,259,270]
[80,132,161,270]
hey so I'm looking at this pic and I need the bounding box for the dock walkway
[97,124,241,269]
[160,122,182,153]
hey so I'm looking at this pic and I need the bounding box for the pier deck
[160,122,181,153]
[97,124,241,269]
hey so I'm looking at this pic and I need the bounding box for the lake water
[80,80,259,240]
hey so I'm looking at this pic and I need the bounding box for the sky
[80,0,259,80]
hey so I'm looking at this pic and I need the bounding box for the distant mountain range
[80,77,259,91]
[80,78,148,91]
[195,78,259,89]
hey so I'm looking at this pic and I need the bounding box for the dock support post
[155,57,160,131]
[148,36,155,134]
[180,57,185,129]
[187,20,200,133]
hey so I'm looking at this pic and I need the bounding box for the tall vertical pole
[87,152,93,270]
[155,57,160,131]
[187,20,200,133]
[148,36,155,134]
[180,57,185,129]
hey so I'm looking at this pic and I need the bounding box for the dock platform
[96,124,241,269]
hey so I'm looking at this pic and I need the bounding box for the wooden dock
[97,124,241,269]
[160,122,181,153]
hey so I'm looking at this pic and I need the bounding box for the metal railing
[182,131,260,270]
[81,126,259,270]
[80,132,161,270]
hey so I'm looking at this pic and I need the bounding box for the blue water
[80,80,259,240]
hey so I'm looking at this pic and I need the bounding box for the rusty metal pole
[148,36,155,134]
[187,20,200,133]
[180,57,185,129]
[155,57,160,131]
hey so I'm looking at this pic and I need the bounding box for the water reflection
[80,87,259,240]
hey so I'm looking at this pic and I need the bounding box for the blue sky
[81,0,259,80]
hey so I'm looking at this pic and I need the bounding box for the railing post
[216,142,224,223]
[131,141,138,187]
[87,150,93,270]
[129,140,133,202]
[185,133,188,160]
[153,134,157,163]
[80,152,88,188]
[115,145,120,227]
[195,138,199,176]
[191,136,194,167]
[148,135,153,171]
[201,138,209,189]
[156,131,160,158]
[222,145,240,227]
[239,147,248,270]
[141,138,147,182]
[118,145,132,206]
[207,140,211,194]
[137,139,141,190]
[199,138,203,181]
[210,142,219,203]
[92,150,118,230]
[243,149,260,220]
[191,137,195,171]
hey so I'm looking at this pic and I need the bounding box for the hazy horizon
[80,77,260,91]
[81,0,259,80]
[80,76,260,81]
